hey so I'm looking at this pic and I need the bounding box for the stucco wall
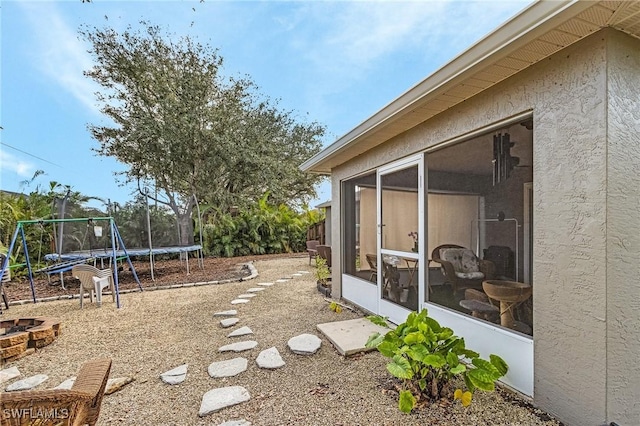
[327,29,640,425]
[605,30,640,426]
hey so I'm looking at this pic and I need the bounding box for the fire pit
[1,317,61,363]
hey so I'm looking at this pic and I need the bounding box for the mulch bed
[2,252,306,303]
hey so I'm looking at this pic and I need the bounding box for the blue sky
[1,0,532,210]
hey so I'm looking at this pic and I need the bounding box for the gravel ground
[1,257,560,425]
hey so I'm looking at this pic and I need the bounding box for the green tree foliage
[81,23,326,244]
[202,194,323,257]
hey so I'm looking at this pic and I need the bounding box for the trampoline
[44,245,204,274]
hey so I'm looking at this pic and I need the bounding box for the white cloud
[0,151,34,178]
[19,2,101,115]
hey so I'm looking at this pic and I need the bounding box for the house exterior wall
[605,30,640,426]
[329,29,640,425]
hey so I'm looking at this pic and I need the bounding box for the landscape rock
[219,340,258,353]
[220,318,240,328]
[257,282,273,286]
[213,310,237,316]
[160,364,188,385]
[0,366,20,385]
[287,333,322,355]
[256,347,285,369]
[275,279,289,283]
[199,386,250,417]
[5,374,48,391]
[208,358,248,378]
[52,377,76,390]
[236,294,256,298]
[106,376,134,394]
[219,420,251,426]
[230,299,249,305]
[246,288,265,293]
[227,326,253,337]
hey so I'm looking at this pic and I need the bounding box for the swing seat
[72,265,115,308]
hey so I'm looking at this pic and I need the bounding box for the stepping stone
[288,333,322,355]
[256,347,285,369]
[160,364,188,385]
[214,310,238,316]
[228,326,253,337]
[237,293,256,298]
[199,386,250,417]
[246,288,265,293]
[219,421,251,426]
[275,279,289,283]
[208,358,248,378]
[297,271,310,274]
[231,299,249,305]
[106,376,134,394]
[0,367,20,385]
[219,340,258,353]
[53,377,76,390]
[6,374,48,391]
[292,273,303,277]
[257,282,273,287]
[220,318,240,328]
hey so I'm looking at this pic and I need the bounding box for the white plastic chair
[72,264,116,308]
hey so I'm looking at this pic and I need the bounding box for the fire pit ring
[1,317,61,363]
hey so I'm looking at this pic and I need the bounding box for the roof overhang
[301,0,640,174]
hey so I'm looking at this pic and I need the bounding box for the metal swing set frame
[0,217,142,310]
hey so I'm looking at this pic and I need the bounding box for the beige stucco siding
[605,30,640,426]
[328,29,640,425]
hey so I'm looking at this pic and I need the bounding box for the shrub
[366,309,508,413]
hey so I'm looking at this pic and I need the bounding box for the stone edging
[7,262,259,307]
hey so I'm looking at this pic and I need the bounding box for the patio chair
[1,357,112,426]
[71,264,115,308]
[365,254,378,282]
[431,244,495,295]
[306,240,319,265]
[317,245,332,268]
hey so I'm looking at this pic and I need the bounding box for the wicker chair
[431,244,495,295]
[71,265,115,308]
[1,357,112,426]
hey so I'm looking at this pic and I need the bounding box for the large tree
[81,23,325,245]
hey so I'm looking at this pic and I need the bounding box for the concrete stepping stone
[0,366,20,385]
[237,293,256,298]
[160,364,188,385]
[256,347,285,369]
[297,271,310,274]
[246,288,265,293]
[219,340,258,353]
[231,299,250,305]
[53,377,76,390]
[220,318,240,328]
[275,279,289,283]
[199,386,250,417]
[106,376,134,394]
[219,420,251,426]
[228,326,253,337]
[257,282,273,287]
[6,374,48,391]
[288,333,322,355]
[208,357,248,378]
[214,310,238,316]
[292,273,303,277]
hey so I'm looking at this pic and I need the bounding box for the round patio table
[482,280,532,329]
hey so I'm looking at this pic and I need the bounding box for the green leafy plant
[365,309,508,413]
[315,256,331,286]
